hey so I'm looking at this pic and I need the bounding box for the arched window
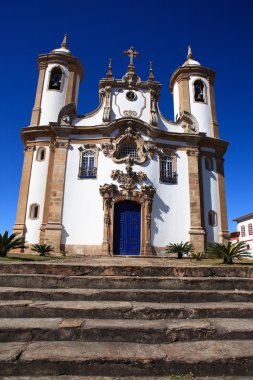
[208,210,217,227]
[248,224,253,235]
[79,150,96,178]
[160,155,177,183]
[205,157,214,171]
[29,203,39,219]
[241,225,246,237]
[49,67,63,90]
[36,147,46,162]
[117,143,138,160]
[194,79,205,102]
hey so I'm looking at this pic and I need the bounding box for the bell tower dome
[170,46,219,138]
[30,35,84,126]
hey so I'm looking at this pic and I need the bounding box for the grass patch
[0,253,67,262]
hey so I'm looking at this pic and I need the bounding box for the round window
[126,91,137,101]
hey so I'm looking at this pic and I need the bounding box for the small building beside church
[230,213,253,256]
[13,36,229,255]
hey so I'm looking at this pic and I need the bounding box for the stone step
[1,262,253,278]
[1,300,253,319]
[1,274,252,290]
[0,318,252,343]
[1,287,252,303]
[1,340,253,376]
[1,375,252,379]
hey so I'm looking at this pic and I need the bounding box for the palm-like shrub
[31,244,54,256]
[0,231,26,257]
[165,241,193,259]
[191,251,205,261]
[206,241,251,264]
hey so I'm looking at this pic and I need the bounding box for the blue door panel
[113,201,141,255]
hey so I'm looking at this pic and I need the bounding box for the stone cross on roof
[123,47,139,66]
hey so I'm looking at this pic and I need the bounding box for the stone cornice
[38,53,84,80]
[99,77,161,93]
[21,121,229,156]
[170,65,216,93]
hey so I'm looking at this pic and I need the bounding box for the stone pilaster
[30,62,47,126]
[216,155,229,241]
[187,148,206,251]
[99,184,118,255]
[142,186,156,255]
[44,139,69,251]
[39,143,55,243]
[208,76,219,138]
[66,65,77,105]
[178,75,191,114]
[13,145,35,238]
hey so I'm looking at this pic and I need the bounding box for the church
[13,36,229,255]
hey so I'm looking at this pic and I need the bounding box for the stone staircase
[0,257,253,379]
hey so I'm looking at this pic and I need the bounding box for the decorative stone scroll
[57,102,76,126]
[101,122,159,164]
[111,160,147,199]
[102,86,111,122]
[99,161,156,256]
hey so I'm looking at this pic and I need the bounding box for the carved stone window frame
[78,144,99,179]
[29,203,40,220]
[36,147,46,162]
[192,78,208,104]
[208,210,218,227]
[113,126,147,164]
[101,123,159,165]
[47,65,65,93]
[158,149,177,184]
[205,156,214,171]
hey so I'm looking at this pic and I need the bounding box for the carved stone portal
[99,162,156,256]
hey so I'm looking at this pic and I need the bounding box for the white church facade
[13,37,229,255]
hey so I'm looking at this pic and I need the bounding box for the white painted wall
[61,144,125,245]
[25,147,50,243]
[40,64,68,125]
[172,82,179,121]
[150,150,190,247]
[201,156,220,242]
[111,88,150,123]
[61,143,190,249]
[189,77,212,136]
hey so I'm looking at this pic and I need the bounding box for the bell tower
[30,35,84,126]
[170,46,219,138]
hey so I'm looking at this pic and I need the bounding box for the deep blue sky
[0,0,252,233]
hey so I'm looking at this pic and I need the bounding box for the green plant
[60,250,68,256]
[206,241,251,264]
[31,244,54,256]
[191,251,205,261]
[0,231,26,257]
[165,241,193,259]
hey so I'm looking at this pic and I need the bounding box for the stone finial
[61,34,68,49]
[106,58,113,78]
[148,61,155,81]
[187,45,193,59]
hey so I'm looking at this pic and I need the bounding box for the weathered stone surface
[0,342,26,361]
[1,300,253,319]
[1,260,253,277]
[1,274,253,290]
[1,259,253,377]
[1,287,253,303]
[1,340,253,376]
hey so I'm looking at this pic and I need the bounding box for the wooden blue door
[113,201,141,255]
